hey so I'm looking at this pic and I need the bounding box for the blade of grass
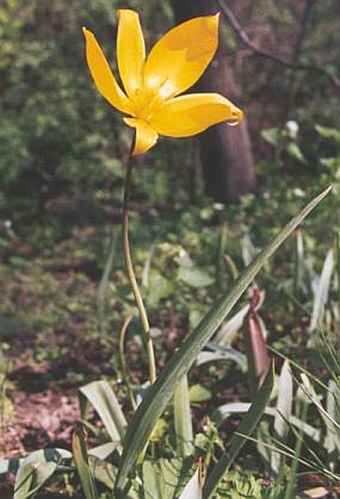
[98,230,117,320]
[269,346,329,391]
[283,396,308,499]
[300,374,340,431]
[115,186,332,491]
[239,432,340,482]
[293,229,304,295]
[202,364,274,498]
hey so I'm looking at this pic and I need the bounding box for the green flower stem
[122,133,156,384]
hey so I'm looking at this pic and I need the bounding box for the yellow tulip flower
[83,10,243,156]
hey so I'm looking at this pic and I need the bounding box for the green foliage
[0,1,339,497]
[0,0,177,222]
[0,0,119,218]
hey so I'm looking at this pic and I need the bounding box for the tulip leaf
[72,424,98,499]
[174,375,194,457]
[272,360,293,472]
[0,448,72,477]
[79,380,127,443]
[115,186,332,491]
[309,248,334,332]
[14,461,57,499]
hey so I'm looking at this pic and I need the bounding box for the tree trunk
[171,0,257,202]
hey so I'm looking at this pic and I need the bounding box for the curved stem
[122,132,156,384]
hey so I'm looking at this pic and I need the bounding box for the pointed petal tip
[210,12,220,27]
[144,13,220,99]
[83,27,133,114]
[116,8,145,99]
[150,93,244,137]
[82,27,93,40]
[227,108,244,126]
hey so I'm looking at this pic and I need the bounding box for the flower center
[130,81,168,122]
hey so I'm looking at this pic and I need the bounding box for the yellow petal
[83,27,133,114]
[117,10,145,100]
[150,93,243,137]
[124,118,158,155]
[143,14,219,100]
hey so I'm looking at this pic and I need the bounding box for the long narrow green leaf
[115,186,332,491]
[72,423,98,499]
[80,380,127,442]
[174,375,194,457]
[309,248,334,332]
[272,360,293,472]
[202,365,274,498]
[98,230,117,319]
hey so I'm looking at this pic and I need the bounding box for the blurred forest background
[1,0,339,220]
[0,0,339,492]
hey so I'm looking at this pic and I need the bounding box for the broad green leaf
[142,458,195,499]
[286,142,306,164]
[0,448,72,476]
[261,127,281,146]
[115,186,332,491]
[146,269,174,306]
[142,459,178,499]
[203,366,274,498]
[189,384,212,403]
[80,380,127,442]
[320,157,340,169]
[14,450,59,499]
[89,442,117,460]
[177,267,215,288]
[72,424,98,499]
[89,456,117,489]
[315,124,340,142]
